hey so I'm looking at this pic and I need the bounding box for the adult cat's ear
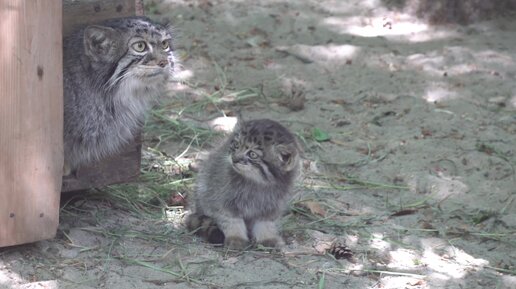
[83,25,119,61]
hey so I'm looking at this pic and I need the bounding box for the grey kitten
[186,119,301,249]
[63,16,178,174]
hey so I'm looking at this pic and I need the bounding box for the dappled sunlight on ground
[321,7,457,42]
[422,85,460,102]
[369,233,391,252]
[421,243,489,279]
[208,116,238,132]
[174,69,194,82]
[324,15,429,38]
[0,261,59,289]
[277,44,360,64]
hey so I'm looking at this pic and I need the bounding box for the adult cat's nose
[157,59,168,68]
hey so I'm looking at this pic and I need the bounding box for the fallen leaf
[312,127,330,142]
[300,200,326,217]
[313,241,333,254]
[168,193,186,206]
[409,279,425,286]
[390,209,418,217]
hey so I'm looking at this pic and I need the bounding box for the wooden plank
[0,0,63,247]
[61,0,144,192]
[63,0,143,36]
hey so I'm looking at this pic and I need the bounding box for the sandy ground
[2,0,516,288]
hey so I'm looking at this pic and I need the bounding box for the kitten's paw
[252,221,284,249]
[258,237,285,249]
[224,236,249,250]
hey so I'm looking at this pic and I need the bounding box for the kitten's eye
[132,41,147,52]
[247,151,259,159]
[161,40,170,51]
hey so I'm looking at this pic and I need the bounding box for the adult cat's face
[83,16,177,89]
[228,119,300,185]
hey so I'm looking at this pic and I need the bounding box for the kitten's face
[83,17,177,89]
[228,119,300,185]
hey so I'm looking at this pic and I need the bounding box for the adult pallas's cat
[63,16,178,174]
[186,119,301,250]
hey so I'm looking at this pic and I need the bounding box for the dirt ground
[2,0,516,288]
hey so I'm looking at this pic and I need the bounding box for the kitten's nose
[231,155,245,164]
[157,59,168,68]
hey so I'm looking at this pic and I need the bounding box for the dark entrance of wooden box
[61,0,145,192]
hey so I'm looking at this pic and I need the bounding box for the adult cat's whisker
[105,69,133,91]
[108,72,124,87]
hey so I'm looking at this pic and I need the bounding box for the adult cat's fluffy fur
[186,119,301,249]
[63,16,178,173]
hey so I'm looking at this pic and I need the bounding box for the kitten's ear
[83,25,119,61]
[276,144,299,171]
[232,111,245,132]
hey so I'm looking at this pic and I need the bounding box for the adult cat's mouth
[144,71,163,77]
[136,68,167,79]
[138,65,168,75]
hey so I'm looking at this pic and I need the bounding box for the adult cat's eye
[161,40,170,50]
[132,41,147,52]
[247,151,259,159]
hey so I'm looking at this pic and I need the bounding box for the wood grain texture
[0,0,63,247]
[61,0,144,192]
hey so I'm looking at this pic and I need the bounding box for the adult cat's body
[186,119,301,249]
[63,16,177,173]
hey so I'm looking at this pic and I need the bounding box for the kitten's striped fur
[186,119,301,249]
[63,16,178,173]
